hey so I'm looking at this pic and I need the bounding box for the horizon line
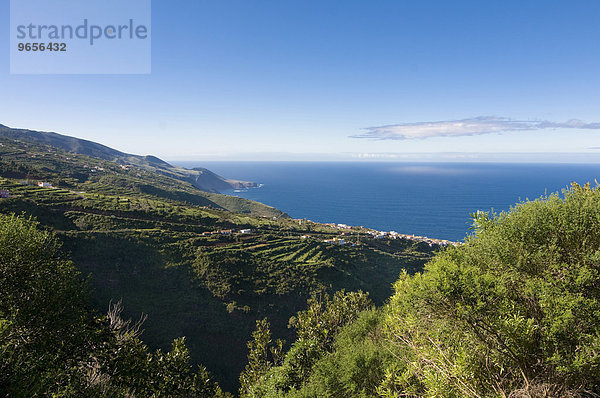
[165,152,600,164]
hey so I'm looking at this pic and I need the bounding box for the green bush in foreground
[0,214,229,397]
[289,309,392,398]
[0,214,90,395]
[381,183,600,397]
[239,290,373,398]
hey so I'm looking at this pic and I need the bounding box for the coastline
[291,218,461,247]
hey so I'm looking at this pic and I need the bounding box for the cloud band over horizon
[352,117,600,140]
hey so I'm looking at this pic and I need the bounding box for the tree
[288,290,373,353]
[239,318,284,397]
[0,214,90,396]
[240,291,373,397]
[0,214,230,397]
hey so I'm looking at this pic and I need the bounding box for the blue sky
[2,0,600,161]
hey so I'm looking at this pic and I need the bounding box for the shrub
[381,183,600,397]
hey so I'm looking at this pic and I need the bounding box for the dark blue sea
[173,162,600,242]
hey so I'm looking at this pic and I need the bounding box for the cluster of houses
[367,230,400,240]
[201,229,253,237]
[299,234,352,246]
[320,222,353,230]
[302,219,459,248]
[0,180,59,199]
[367,230,458,246]
[324,229,457,247]
[323,237,355,246]
[17,180,55,188]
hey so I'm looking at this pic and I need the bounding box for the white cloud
[352,116,600,140]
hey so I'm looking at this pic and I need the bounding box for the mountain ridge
[0,124,255,193]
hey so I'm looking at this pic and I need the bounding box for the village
[298,220,460,247]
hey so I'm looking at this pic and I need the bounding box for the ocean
[173,162,600,242]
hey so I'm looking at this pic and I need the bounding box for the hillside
[0,129,282,218]
[0,124,255,193]
[0,128,437,393]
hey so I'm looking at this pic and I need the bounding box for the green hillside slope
[0,124,256,193]
[0,131,282,217]
[0,130,437,392]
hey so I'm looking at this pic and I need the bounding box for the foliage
[0,214,89,396]
[239,318,285,397]
[241,291,373,397]
[0,213,229,397]
[380,183,600,397]
[290,309,392,398]
[288,290,373,353]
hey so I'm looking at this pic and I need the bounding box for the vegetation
[0,135,283,217]
[239,291,374,398]
[243,183,600,397]
[0,214,229,397]
[0,129,433,393]
[3,124,600,397]
[379,183,600,397]
[0,124,256,194]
